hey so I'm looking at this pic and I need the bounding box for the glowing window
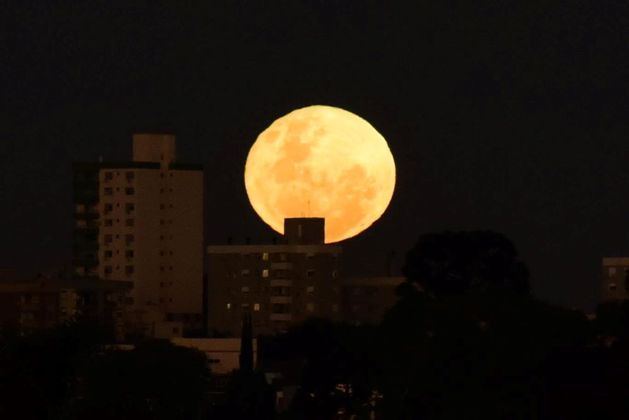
[262,269,269,278]
[254,303,260,311]
[226,303,231,309]
[262,252,269,261]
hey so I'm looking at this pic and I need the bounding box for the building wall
[74,135,203,337]
[602,257,629,301]
[207,245,342,336]
[172,338,257,375]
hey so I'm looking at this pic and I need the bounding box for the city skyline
[3,2,629,311]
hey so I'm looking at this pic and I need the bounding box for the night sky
[2,1,628,310]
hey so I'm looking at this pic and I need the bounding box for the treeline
[3,231,629,419]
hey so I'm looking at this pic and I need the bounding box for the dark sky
[2,1,628,309]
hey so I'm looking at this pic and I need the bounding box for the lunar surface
[244,105,396,243]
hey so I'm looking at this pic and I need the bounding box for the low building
[341,276,404,325]
[207,218,342,336]
[0,276,131,338]
[602,257,629,301]
[172,337,258,374]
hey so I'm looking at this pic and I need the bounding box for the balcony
[270,313,292,321]
[271,262,293,270]
[270,296,292,304]
[270,279,292,287]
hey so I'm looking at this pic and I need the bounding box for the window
[125,187,134,195]
[125,266,134,275]
[254,303,261,311]
[306,303,314,312]
[104,266,112,275]
[306,286,314,293]
[609,283,617,291]
[126,219,134,227]
[307,270,315,278]
[609,267,617,276]
[125,234,134,244]
[226,303,231,309]
[262,269,269,278]
[104,203,113,214]
[125,250,134,258]
[262,252,269,261]
[126,171,134,181]
[241,269,250,277]
[104,219,113,227]
[125,203,134,214]
[241,286,250,293]
[104,187,113,195]
[104,234,113,245]
[104,172,113,181]
[104,250,113,259]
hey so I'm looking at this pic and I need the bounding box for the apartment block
[207,218,342,336]
[73,134,203,337]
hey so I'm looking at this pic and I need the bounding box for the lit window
[262,252,269,261]
[307,303,314,312]
[242,286,250,293]
[262,269,269,278]
[254,303,260,311]
[609,267,617,276]
[226,303,231,309]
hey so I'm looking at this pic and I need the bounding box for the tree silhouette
[402,230,530,297]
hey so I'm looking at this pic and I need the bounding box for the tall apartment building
[207,218,342,336]
[601,257,629,301]
[73,134,203,337]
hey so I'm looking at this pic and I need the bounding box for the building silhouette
[601,257,629,301]
[72,134,203,338]
[341,276,404,326]
[207,218,342,336]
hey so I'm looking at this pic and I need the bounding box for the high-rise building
[73,134,203,337]
[207,218,342,336]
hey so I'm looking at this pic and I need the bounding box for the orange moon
[244,105,396,243]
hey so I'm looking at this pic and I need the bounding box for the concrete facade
[207,219,342,336]
[73,134,203,338]
[602,257,629,301]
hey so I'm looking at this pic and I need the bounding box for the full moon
[244,105,396,243]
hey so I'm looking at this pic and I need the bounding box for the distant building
[73,134,204,338]
[172,338,258,374]
[601,257,629,301]
[341,276,404,325]
[0,276,130,338]
[207,218,342,336]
